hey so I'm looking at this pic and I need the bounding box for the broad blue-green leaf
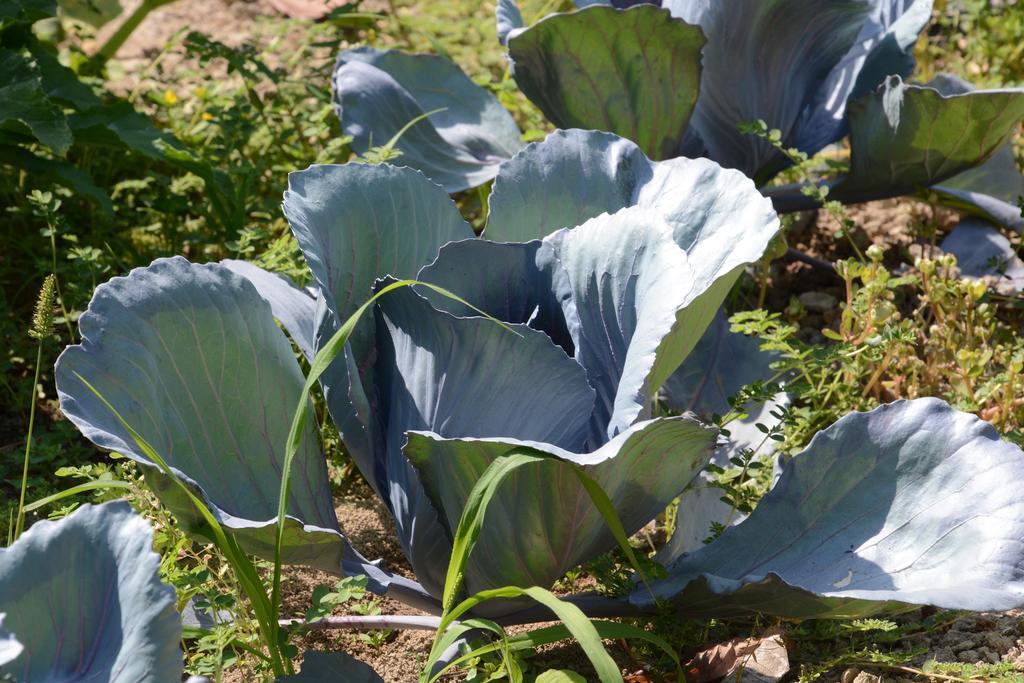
[416,238,575,354]
[506,5,704,161]
[926,75,1024,232]
[485,130,780,259]
[634,399,1024,617]
[935,143,1024,233]
[284,162,471,348]
[679,0,872,177]
[333,48,523,193]
[404,416,717,594]
[485,134,780,424]
[549,195,778,443]
[940,219,1024,293]
[793,0,933,156]
[496,0,525,45]
[55,257,356,574]
[550,208,692,443]
[283,163,472,500]
[0,48,72,155]
[0,615,21,667]
[275,651,384,682]
[0,502,181,682]
[835,75,1024,201]
[221,259,317,359]
[375,283,596,593]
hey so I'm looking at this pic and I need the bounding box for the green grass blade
[23,479,133,512]
[441,451,546,611]
[428,585,623,683]
[571,466,655,599]
[70,372,289,676]
[271,279,518,637]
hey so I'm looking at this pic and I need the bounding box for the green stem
[90,0,179,70]
[14,343,44,540]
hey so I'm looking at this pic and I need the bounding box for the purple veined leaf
[833,74,1024,202]
[274,651,384,682]
[0,502,181,682]
[442,129,780,445]
[220,259,318,360]
[634,399,1024,618]
[404,415,717,598]
[53,257,398,591]
[925,75,1024,233]
[332,47,524,193]
[548,207,696,445]
[940,218,1024,294]
[505,5,705,161]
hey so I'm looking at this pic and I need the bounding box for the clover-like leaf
[55,257,361,575]
[0,502,181,682]
[333,47,523,193]
[405,416,716,594]
[835,74,1024,201]
[634,399,1024,618]
[507,5,704,161]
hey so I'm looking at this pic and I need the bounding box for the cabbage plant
[55,131,1024,631]
[0,501,182,682]
[333,0,1024,233]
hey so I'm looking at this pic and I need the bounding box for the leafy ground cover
[2,0,1024,681]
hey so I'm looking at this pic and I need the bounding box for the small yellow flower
[201,112,213,121]
[163,89,178,105]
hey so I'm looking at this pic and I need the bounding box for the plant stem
[90,0,179,70]
[14,343,44,540]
